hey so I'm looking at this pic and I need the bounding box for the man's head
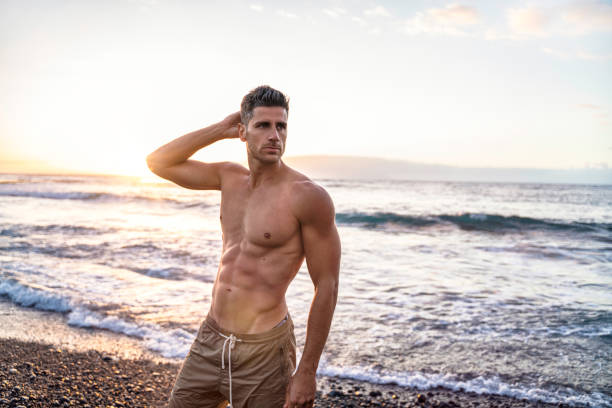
[240,85,289,126]
[239,86,290,164]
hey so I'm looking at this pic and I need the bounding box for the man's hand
[220,111,241,139]
[283,369,316,408]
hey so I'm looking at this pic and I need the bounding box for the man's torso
[209,165,309,334]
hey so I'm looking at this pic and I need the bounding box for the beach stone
[369,390,382,397]
[8,368,18,375]
[328,390,345,397]
[417,393,427,403]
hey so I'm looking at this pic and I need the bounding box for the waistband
[204,313,293,343]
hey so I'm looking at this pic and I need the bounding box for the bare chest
[220,187,299,248]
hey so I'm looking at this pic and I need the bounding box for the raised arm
[145,112,244,190]
[285,182,341,408]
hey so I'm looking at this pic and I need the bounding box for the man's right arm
[145,112,243,190]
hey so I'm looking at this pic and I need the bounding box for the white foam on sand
[0,279,194,359]
[0,280,72,312]
[317,361,611,407]
[67,307,194,359]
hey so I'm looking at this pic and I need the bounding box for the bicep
[301,199,341,287]
[148,160,239,190]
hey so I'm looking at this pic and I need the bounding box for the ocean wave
[0,189,211,209]
[1,240,213,280]
[0,279,72,312]
[335,211,612,235]
[67,308,194,359]
[318,362,611,407]
[1,223,118,237]
[0,279,194,359]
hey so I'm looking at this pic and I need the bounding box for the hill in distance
[284,155,612,185]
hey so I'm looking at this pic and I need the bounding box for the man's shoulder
[218,161,249,187]
[219,161,249,175]
[285,170,334,224]
[283,166,328,200]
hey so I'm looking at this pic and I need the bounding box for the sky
[1,0,611,177]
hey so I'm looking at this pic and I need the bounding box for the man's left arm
[285,183,341,408]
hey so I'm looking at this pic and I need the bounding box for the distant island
[1,155,610,185]
[284,155,612,185]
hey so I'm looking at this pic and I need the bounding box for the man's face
[239,106,288,164]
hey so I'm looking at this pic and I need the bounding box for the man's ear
[238,123,247,142]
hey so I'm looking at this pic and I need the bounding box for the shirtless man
[146,86,341,408]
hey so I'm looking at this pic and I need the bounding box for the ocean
[0,173,610,407]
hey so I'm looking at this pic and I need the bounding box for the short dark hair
[240,85,289,125]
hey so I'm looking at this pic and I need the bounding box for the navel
[264,232,271,239]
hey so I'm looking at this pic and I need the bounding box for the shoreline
[0,298,172,364]
[1,338,568,408]
[0,299,573,408]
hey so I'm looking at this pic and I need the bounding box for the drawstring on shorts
[220,333,242,408]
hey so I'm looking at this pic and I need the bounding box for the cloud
[507,1,612,37]
[429,4,479,25]
[507,6,551,36]
[276,9,298,19]
[364,5,391,18]
[351,16,367,26]
[322,7,347,19]
[249,4,263,12]
[563,1,612,34]
[403,4,480,36]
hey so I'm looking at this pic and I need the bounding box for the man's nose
[268,128,281,141]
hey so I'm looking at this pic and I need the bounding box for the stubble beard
[246,132,284,165]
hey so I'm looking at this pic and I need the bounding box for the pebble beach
[0,299,573,408]
[1,338,567,408]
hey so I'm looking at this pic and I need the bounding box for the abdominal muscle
[208,241,303,334]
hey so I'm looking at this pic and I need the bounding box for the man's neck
[247,158,285,189]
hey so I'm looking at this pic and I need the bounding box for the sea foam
[0,279,194,359]
[317,361,611,407]
[0,280,72,312]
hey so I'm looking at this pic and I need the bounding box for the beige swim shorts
[168,314,296,408]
